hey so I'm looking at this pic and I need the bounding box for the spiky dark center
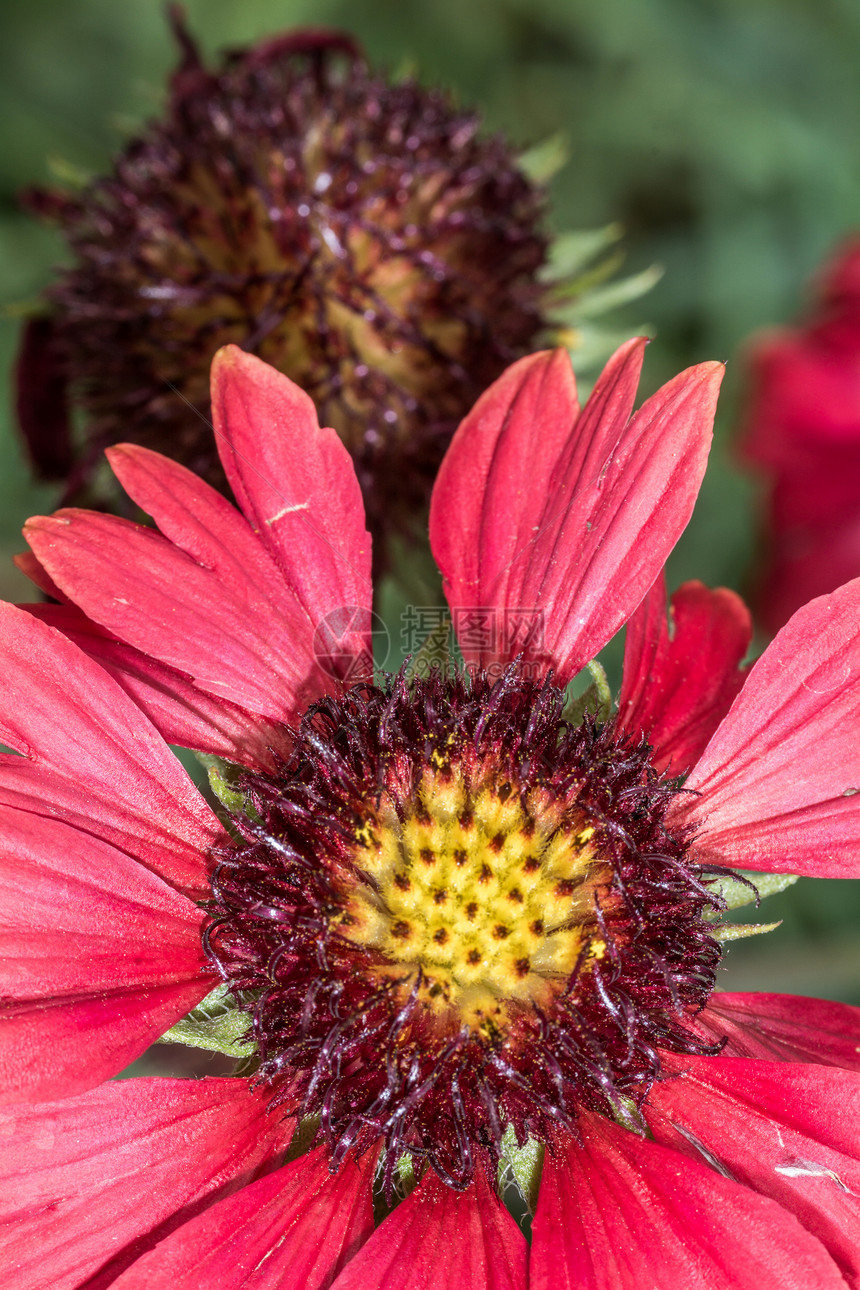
[207,664,723,1189]
[23,25,547,546]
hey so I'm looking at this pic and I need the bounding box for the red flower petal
[110,1146,376,1290]
[696,992,860,1069]
[617,576,751,774]
[430,347,581,673]
[211,346,373,646]
[24,446,338,729]
[0,807,210,1104]
[23,603,292,772]
[648,1055,860,1286]
[531,1114,844,1289]
[329,1167,527,1290]
[430,342,722,684]
[674,577,860,876]
[0,605,219,898]
[0,1078,288,1290]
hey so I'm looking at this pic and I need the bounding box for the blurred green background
[3,0,860,1003]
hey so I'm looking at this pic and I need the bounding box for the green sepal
[611,1094,649,1137]
[194,752,248,814]
[498,1125,545,1215]
[158,984,253,1057]
[551,262,664,317]
[406,613,453,680]
[394,1154,418,1198]
[708,869,798,911]
[372,1152,420,1224]
[564,660,612,726]
[538,225,662,379]
[713,920,782,942]
[284,1115,321,1164]
[540,224,624,283]
[47,153,93,187]
[518,132,570,184]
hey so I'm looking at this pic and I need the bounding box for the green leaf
[540,224,623,281]
[551,263,664,318]
[195,752,248,814]
[406,613,452,680]
[518,132,570,184]
[564,660,612,725]
[708,870,799,910]
[499,1125,545,1215]
[158,984,253,1057]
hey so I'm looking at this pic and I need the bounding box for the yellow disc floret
[337,760,605,1035]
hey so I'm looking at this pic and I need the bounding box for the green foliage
[499,1125,545,1216]
[710,870,799,911]
[158,984,253,1057]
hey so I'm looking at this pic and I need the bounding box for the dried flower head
[17,9,548,548]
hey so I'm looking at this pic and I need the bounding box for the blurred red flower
[740,237,860,633]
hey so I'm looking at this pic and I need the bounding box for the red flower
[740,237,860,633]
[4,342,860,1286]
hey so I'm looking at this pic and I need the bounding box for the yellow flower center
[339,760,607,1035]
